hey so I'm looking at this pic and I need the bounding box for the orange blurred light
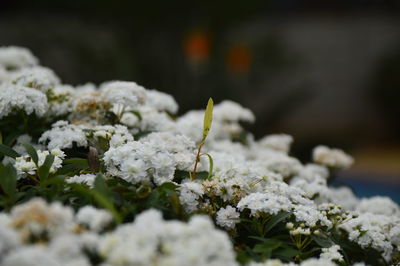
[183,31,210,64]
[226,44,252,75]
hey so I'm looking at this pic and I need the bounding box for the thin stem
[192,140,204,180]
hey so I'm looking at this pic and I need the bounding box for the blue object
[335,173,400,204]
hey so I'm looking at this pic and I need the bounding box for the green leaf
[157,182,179,192]
[92,175,122,223]
[38,154,55,181]
[69,182,122,224]
[23,143,39,166]
[194,171,209,180]
[56,164,87,175]
[311,234,335,248]
[274,247,301,260]
[263,211,291,236]
[58,157,89,176]
[63,158,88,166]
[94,174,111,196]
[202,153,214,180]
[0,144,19,159]
[91,189,122,224]
[202,97,213,141]
[0,131,2,144]
[130,110,142,121]
[252,239,282,259]
[4,132,19,147]
[0,163,17,200]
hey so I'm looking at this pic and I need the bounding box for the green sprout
[191,98,214,180]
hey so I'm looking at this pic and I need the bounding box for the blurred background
[1,0,399,201]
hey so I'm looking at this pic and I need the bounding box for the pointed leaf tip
[202,97,214,140]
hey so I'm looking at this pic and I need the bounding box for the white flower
[0,222,20,256]
[119,158,148,184]
[104,132,196,185]
[1,246,62,266]
[39,121,87,150]
[0,46,39,70]
[14,149,65,179]
[216,205,240,229]
[100,80,146,108]
[313,145,354,168]
[179,181,204,213]
[0,83,48,119]
[47,84,75,117]
[300,258,336,266]
[356,196,400,217]
[258,134,293,153]
[237,192,291,216]
[48,234,91,266]
[247,259,289,266]
[120,112,139,127]
[11,66,60,93]
[213,100,255,123]
[99,209,238,266]
[339,212,396,261]
[320,245,344,262]
[145,89,179,114]
[76,206,113,232]
[10,198,75,240]
[66,174,97,188]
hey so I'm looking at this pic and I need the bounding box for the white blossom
[0,46,39,70]
[76,206,113,232]
[313,145,354,168]
[0,83,48,119]
[14,148,65,179]
[258,134,293,153]
[10,66,60,93]
[66,174,97,188]
[216,205,240,229]
[320,245,344,262]
[98,209,238,266]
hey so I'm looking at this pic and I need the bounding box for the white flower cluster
[0,84,48,119]
[0,47,72,119]
[312,145,354,169]
[247,258,338,266]
[334,195,400,262]
[319,244,344,263]
[0,46,38,72]
[178,181,205,213]
[0,198,112,265]
[340,212,400,261]
[103,132,196,185]
[70,81,178,132]
[66,173,97,188]
[1,46,399,265]
[1,200,234,266]
[76,206,113,232]
[216,205,240,230]
[14,149,65,179]
[98,209,238,266]
[174,100,255,144]
[39,120,133,150]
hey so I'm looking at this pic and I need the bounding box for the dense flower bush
[0,46,399,266]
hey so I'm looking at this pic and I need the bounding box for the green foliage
[38,154,55,182]
[192,98,214,180]
[202,97,214,141]
[0,163,17,206]
[23,143,39,165]
[0,143,19,159]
